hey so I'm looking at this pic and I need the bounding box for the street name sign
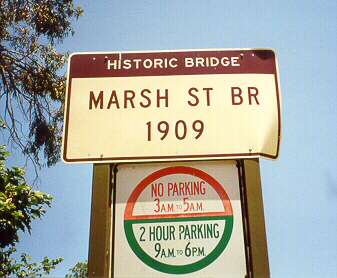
[113,161,247,277]
[62,48,281,163]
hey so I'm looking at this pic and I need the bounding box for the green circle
[124,216,233,274]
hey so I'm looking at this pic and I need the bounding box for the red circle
[124,166,233,220]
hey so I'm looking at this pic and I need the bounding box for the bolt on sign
[62,48,281,163]
[113,161,247,277]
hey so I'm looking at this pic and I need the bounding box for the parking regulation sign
[113,161,247,277]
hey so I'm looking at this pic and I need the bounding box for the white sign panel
[62,49,281,163]
[113,161,247,277]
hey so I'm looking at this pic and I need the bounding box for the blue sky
[7,0,337,277]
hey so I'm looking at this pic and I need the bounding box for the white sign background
[113,160,247,278]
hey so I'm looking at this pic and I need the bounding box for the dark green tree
[0,2,85,276]
[0,144,63,277]
[0,0,83,167]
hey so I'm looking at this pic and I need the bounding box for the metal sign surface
[62,49,281,163]
[113,161,247,277]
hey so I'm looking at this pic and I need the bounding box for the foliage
[0,145,63,276]
[0,145,52,247]
[0,0,83,167]
[65,261,88,278]
[0,247,63,277]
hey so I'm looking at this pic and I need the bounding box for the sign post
[87,164,113,277]
[239,159,270,277]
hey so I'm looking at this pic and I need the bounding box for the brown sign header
[69,49,277,78]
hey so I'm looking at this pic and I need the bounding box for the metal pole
[88,164,112,278]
